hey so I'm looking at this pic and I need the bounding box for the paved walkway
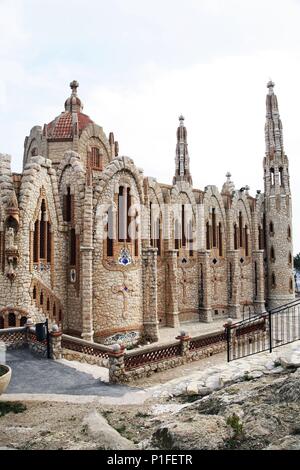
[3,349,148,405]
[158,318,226,344]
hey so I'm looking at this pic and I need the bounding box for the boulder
[82,410,136,450]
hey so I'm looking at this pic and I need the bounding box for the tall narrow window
[40,200,47,259]
[118,186,126,241]
[290,278,294,292]
[175,218,181,250]
[254,262,258,298]
[269,221,274,235]
[270,246,275,261]
[91,147,102,170]
[127,188,131,242]
[289,252,292,265]
[239,211,243,248]
[279,167,283,187]
[263,213,267,249]
[206,222,211,250]
[234,224,238,250]
[245,225,249,257]
[188,220,193,257]
[47,222,51,262]
[70,229,76,266]
[107,206,113,257]
[212,208,217,247]
[218,223,223,256]
[270,168,275,186]
[33,220,39,262]
[288,225,291,239]
[63,187,72,222]
[181,205,186,247]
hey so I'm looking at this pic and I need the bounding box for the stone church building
[0,80,294,345]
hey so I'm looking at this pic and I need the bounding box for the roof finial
[70,80,79,96]
[267,79,275,95]
[226,172,232,181]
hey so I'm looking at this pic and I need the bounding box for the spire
[265,80,284,157]
[173,115,192,185]
[65,80,83,112]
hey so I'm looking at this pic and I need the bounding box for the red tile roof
[46,112,93,140]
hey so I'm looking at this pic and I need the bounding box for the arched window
[181,205,186,247]
[239,212,243,248]
[20,316,27,327]
[206,222,211,250]
[271,272,276,288]
[288,225,291,239]
[63,187,72,222]
[40,291,44,306]
[290,278,294,292]
[269,221,274,235]
[33,198,52,265]
[289,252,292,265]
[91,147,102,170]
[150,203,161,255]
[8,312,16,327]
[270,168,275,186]
[218,223,223,257]
[0,316,4,329]
[33,286,37,300]
[46,298,50,311]
[212,208,217,247]
[245,225,249,257]
[234,224,238,250]
[118,186,126,241]
[53,303,56,318]
[279,167,283,187]
[270,246,275,261]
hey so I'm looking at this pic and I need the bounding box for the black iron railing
[226,299,300,362]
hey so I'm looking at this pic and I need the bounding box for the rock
[82,410,136,450]
[279,352,300,369]
[151,415,230,450]
[265,435,300,450]
[197,386,212,397]
[186,382,199,396]
[205,374,222,391]
[248,370,264,379]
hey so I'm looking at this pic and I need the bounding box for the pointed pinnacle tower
[265,80,284,158]
[263,80,294,308]
[173,115,193,185]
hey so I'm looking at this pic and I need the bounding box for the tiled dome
[45,81,94,140]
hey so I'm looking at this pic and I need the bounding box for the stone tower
[173,115,193,185]
[263,80,294,308]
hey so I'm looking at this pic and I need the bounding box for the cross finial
[267,79,275,94]
[70,80,79,95]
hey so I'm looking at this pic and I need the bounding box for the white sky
[0,0,299,252]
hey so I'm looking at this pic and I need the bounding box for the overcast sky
[0,0,299,252]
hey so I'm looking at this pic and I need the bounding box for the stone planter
[0,365,12,395]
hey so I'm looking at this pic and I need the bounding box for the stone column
[176,331,191,359]
[253,249,266,314]
[165,250,180,328]
[81,185,94,341]
[198,250,213,322]
[49,327,62,359]
[108,344,126,383]
[227,250,241,319]
[142,246,159,342]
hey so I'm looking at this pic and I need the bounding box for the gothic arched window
[279,167,283,187]
[271,272,276,288]
[269,221,274,235]
[245,225,249,257]
[206,222,211,250]
[212,208,217,247]
[270,168,275,186]
[33,198,52,265]
[234,224,238,250]
[218,223,223,257]
[270,246,275,262]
